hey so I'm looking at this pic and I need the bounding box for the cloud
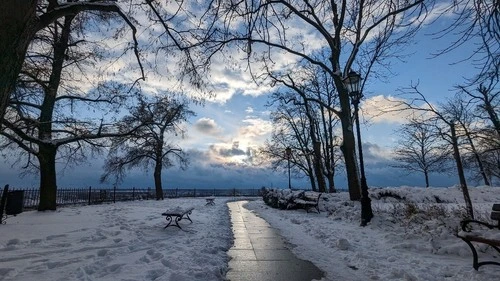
[362,95,435,124]
[211,142,247,158]
[245,107,254,114]
[194,118,223,136]
[238,118,273,140]
[362,142,394,164]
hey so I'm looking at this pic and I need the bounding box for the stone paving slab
[226,201,324,281]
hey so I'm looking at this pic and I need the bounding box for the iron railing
[0,187,264,210]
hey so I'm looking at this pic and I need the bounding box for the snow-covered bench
[457,204,500,270]
[294,192,322,214]
[161,207,194,229]
[205,196,215,206]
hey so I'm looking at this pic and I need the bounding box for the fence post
[132,187,135,201]
[113,185,116,203]
[88,186,92,205]
[0,185,9,224]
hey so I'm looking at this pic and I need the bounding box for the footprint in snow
[146,269,166,280]
[97,249,108,257]
[146,249,163,261]
[6,239,21,245]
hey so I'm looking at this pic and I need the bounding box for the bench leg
[164,215,183,229]
[460,238,480,270]
[183,210,193,223]
[460,237,500,270]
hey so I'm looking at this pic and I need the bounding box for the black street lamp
[344,70,373,226]
[285,147,292,189]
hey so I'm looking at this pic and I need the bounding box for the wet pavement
[226,201,325,281]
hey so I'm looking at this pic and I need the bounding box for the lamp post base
[360,177,373,227]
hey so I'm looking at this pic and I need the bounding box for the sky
[0,1,492,190]
[2,187,500,280]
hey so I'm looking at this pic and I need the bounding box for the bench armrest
[461,219,497,232]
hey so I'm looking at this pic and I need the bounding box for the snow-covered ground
[0,199,233,281]
[1,186,500,281]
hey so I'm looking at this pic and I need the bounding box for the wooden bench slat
[459,234,500,246]
[493,204,500,212]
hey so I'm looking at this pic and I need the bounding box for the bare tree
[101,95,193,200]
[473,128,500,182]
[186,0,429,208]
[1,12,141,210]
[259,91,319,191]
[259,61,344,193]
[0,0,145,130]
[457,75,500,136]
[392,117,450,187]
[433,0,499,81]
[396,86,475,218]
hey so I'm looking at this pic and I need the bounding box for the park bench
[161,207,194,229]
[457,204,500,270]
[294,192,322,214]
[205,196,215,206]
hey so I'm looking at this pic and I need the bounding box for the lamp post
[285,147,292,189]
[344,70,373,226]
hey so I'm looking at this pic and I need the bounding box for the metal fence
[0,187,264,210]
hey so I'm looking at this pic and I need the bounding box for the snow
[0,199,232,281]
[1,186,500,280]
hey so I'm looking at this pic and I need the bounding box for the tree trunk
[154,161,164,200]
[464,126,490,186]
[302,98,326,193]
[312,141,327,192]
[327,171,336,193]
[450,123,474,219]
[36,16,74,210]
[38,145,58,211]
[0,0,37,128]
[337,88,361,200]
[424,170,429,188]
[308,171,317,192]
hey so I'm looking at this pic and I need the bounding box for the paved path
[226,201,324,281]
